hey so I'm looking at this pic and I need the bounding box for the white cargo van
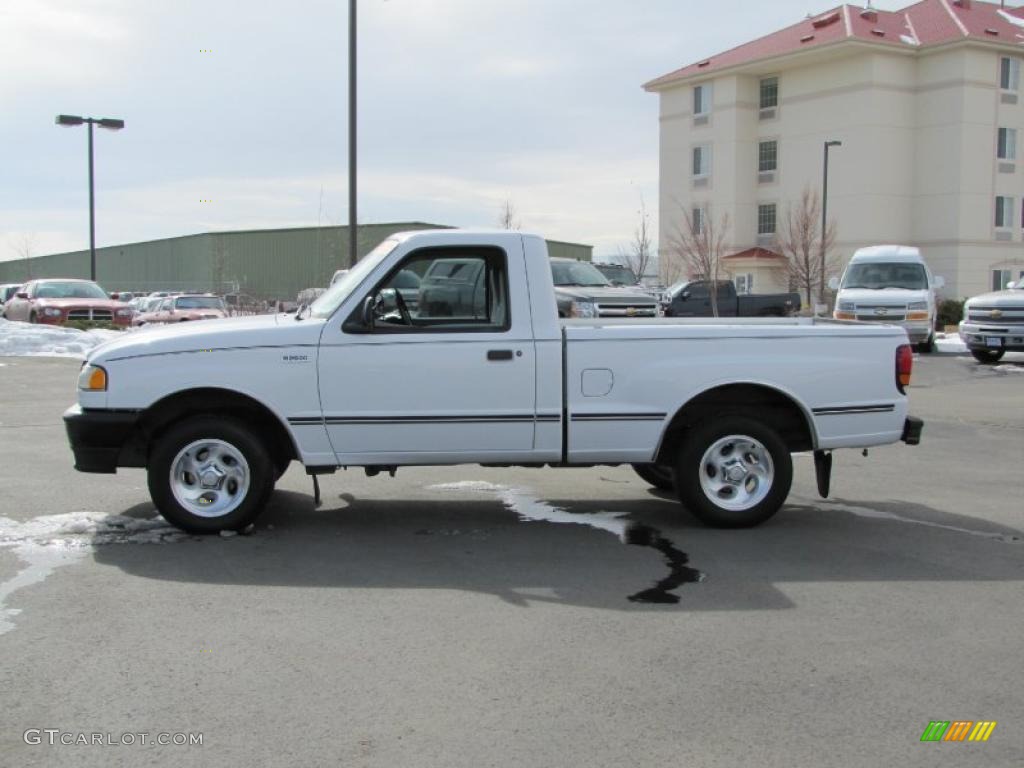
[830,245,944,352]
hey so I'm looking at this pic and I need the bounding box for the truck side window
[368,247,510,332]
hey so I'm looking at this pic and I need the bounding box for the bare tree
[775,187,837,310]
[10,233,36,280]
[619,195,653,283]
[498,199,521,231]
[665,205,731,316]
[211,235,229,294]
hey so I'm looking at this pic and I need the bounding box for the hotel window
[757,204,777,236]
[1000,57,1020,91]
[692,145,712,177]
[693,84,712,116]
[692,207,706,235]
[998,127,1017,160]
[759,77,779,109]
[992,269,1013,291]
[735,273,755,295]
[758,140,778,173]
[995,195,1014,228]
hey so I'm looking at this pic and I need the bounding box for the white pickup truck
[64,230,922,533]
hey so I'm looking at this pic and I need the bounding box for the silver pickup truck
[960,279,1024,363]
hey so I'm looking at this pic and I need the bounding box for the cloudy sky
[0,0,914,263]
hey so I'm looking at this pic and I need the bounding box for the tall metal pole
[820,140,841,311]
[348,0,358,267]
[88,120,97,281]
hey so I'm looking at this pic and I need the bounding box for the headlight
[43,307,62,316]
[115,308,133,317]
[838,301,855,311]
[907,301,928,311]
[569,300,598,318]
[78,364,108,391]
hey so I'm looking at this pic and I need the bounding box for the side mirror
[828,277,840,291]
[16,292,28,299]
[1008,281,1018,290]
[361,294,376,327]
[934,276,945,290]
[681,291,690,300]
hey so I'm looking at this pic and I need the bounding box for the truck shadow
[90,488,1024,612]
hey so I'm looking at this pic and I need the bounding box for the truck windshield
[550,261,611,287]
[595,265,638,286]
[309,239,400,319]
[842,263,927,290]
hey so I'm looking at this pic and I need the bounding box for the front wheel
[632,463,675,491]
[916,334,935,354]
[971,348,1005,364]
[673,415,793,528]
[147,415,274,533]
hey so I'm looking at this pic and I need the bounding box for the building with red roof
[646,0,1024,299]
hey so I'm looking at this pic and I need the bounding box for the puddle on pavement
[0,512,190,636]
[429,481,705,604]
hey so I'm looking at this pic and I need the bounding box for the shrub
[935,298,964,330]
[64,320,122,332]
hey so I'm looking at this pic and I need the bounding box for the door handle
[487,349,514,361]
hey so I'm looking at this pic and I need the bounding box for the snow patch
[998,8,1024,29]
[0,318,123,359]
[0,512,187,635]
[994,364,1024,374]
[899,34,920,46]
[934,332,967,354]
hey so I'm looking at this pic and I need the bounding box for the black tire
[147,415,274,533]
[672,414,793,529]
[632,463,675,491]
[971,348,1005,364]
[273,458,291,482]
[916,334,935,354]
[29,312,38,324]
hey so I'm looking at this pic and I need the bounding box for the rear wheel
[971,348,1005,364]
[673,414,792,528]
[147,415,274,533]
[632,463,675,491]
[916,334,935,354]
[29,312,38,324]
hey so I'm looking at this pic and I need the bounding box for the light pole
[348,0,358,268]
[56,114,125,282]
[820,140,842,310]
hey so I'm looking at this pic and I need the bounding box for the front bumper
[958,322,1024,351]
[901,416,924,446]
[63,404,141,473]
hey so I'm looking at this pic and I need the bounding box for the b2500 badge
[282,354,310,363]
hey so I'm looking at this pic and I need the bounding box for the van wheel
[916,334,935,354]
[148,415,274,533]
[971,349,1005,364]
[632,463,675,491]
[673,415,792,528]
[29,312,38,324]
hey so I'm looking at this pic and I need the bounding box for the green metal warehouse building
[0,223,593,301]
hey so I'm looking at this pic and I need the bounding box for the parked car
[64,229,921,535]
[132,294,228,326]
[550,258,659,318]
[662,280,801,318]
[2,279,133,326]
[0,283,22,315]
[830,245,944,353]
[959,277,1024,364]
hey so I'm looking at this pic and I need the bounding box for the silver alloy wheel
[169,439,251,518]
[698,434,775,512]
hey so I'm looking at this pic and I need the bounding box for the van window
[842,263,927,290]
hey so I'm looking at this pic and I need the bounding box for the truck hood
[836,288,929,305]
[965,288,1024,308]
[554,286,658,304]
[88,313,324,363]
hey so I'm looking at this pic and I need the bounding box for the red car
[2,279,133,327]
[132,294,228,326]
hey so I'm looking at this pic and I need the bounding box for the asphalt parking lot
[1,353,1022,767]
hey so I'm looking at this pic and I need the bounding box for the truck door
[316,241,538,464]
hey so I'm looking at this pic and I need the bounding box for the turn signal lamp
[78,364,108,391]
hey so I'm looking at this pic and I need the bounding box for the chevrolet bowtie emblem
[990,309,1003,319]
[874,307,888,316]
[626,307,637,316]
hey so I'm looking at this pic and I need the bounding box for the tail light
[896,344,913,394]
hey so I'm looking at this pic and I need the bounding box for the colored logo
[920,721,997,742]
[989,309,1003,319]
[874,307,889,316]
[625,307,637,317]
